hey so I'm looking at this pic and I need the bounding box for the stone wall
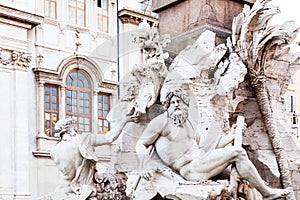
[153,0,251,36]
[152,0,256,61]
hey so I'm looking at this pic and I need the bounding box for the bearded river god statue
[40,0,300,199]
[110,0,300,199]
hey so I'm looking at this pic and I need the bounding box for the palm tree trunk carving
[227,0,300,199]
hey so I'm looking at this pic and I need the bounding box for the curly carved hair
[54,117,76,138]
[163,88,190,109]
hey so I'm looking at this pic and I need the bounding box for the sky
[271,0,299,24]
[271,0,300,51]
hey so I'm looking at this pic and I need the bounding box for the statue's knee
[180,166,190,178]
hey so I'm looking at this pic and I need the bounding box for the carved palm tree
[227,0,299,199]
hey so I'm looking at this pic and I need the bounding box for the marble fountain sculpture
[40,0,300,199]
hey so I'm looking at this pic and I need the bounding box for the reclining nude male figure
[136,88,291,200]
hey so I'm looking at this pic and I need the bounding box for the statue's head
[216,52,247,95]
[164,88,189,108]
[54,117,77,139]
[143,40,158,58]
[164,88,190,126]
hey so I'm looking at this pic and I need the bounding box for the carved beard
[168,106,189,127]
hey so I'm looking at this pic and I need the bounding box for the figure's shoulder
[147,111,168,128]
[151,111,168,122]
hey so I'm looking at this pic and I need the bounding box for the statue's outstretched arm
[90,116,132,146]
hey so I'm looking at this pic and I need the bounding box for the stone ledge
[0,4,43,29]
[152,0,184,13]
[33,135,59,158]
[32,150,51,158]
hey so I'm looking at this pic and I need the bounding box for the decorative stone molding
[0,47,31,68]
[32,67,61,84]
[33,136,59,158]
[36,52,44,67]
[118,8,158,26]
[98,80,119,91]
[32,150,51,158]
[152,0,184,12]
[0,4,43,29]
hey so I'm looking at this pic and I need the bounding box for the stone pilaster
[0,66,14,199]
[59,85,66,120]
[14,69,31,199]
[37,81,46,137]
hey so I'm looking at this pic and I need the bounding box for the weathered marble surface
[115,0,300,199]
[38,117,131,200]
[42,0,300,199]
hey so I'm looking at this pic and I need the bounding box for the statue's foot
[264,187,292,200]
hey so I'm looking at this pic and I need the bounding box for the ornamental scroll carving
[0,48,31,68]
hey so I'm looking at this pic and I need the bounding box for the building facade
[0,0,157,199]
[286,70,300,140]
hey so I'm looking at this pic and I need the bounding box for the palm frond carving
[227,0,300,199]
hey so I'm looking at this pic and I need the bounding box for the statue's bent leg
[179,146,290,199]
[179,146,239,181]
[234,149,291,198]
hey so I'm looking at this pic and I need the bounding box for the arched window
[66,70,92,132]
[35,56,118,140]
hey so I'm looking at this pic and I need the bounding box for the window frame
[44,84,59,137]
[69,0,86,27]
[34,56,118,139]
[97,0,109,33]
[66,69,92,133]
[286,94,296,113]
[98,92,111,134]
[140,0,152,12]
[45,0,57,19]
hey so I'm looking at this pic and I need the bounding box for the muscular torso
[155,118,200,171]
[51,135,83,181]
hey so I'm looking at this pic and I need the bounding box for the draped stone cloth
[50,132,105,197]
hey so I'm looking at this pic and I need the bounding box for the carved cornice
[0,47,31,68]
[152,0,184,12]
[32,67,62,84]
[0,4,43,29]
[152,0,254,13]
[118,8,158,26]
[99,80,119,91]
[33,56,119,90]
